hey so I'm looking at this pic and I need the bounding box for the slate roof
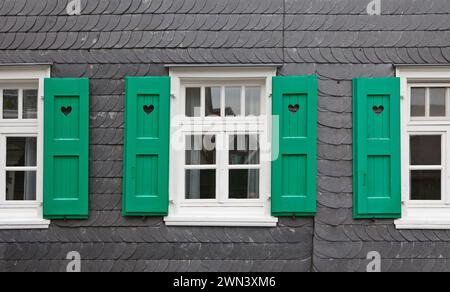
[0,0,450,272]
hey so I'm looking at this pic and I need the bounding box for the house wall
[0,0,450,272]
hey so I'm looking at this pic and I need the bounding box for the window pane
[7,137,37,167]
[410,170,441,201]
[229,135,260,165]
[185,170,216,199]
[410,135,441,166]
[229,169,259,199]
[411,88,426,117]
[430,88,446,117]
[225,87,241,117]
[186,135,216,165]
[3,89,18,119]
[23,89,38,119]
[205,87,221,117]
[245,87,261,116]
[185,88,201,117]
[6,171,36,201]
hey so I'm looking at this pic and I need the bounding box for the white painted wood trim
[396,67,450,230]
[166,67,278,227]
[0,65,51,230]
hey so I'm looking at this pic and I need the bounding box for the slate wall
[0,0,449,272]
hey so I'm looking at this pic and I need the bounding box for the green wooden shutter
[353,78,401,219]
[123,77,170,216]
[272,76,317,216]
[44,78,89,219]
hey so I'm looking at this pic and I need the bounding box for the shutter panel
[123,77,170,216]
[272,76,317,216]
[353,78,401,219]
[44,78,89,219]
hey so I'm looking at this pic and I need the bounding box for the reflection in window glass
[185,88,201,117]
[410,135,441,166]
[6,171,36,201]
[245,87,261,116]
[7,137,37,167]
[23,90,38,119]
[411,170,441,201]
[229,135,259,165]
[3,90,18,119]
[430,88,446,117]
[229,169,259,199]
[186,135,216,165]
[205,87,221,117]
[225,87,241,117]
[185,170,216,199]
[411,88,426,117]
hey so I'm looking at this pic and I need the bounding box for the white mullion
[201,86,205,118]
[221,86,225,117]
[5,167,38,172]
[228,165,261,170]
[446,88,450,118]
[18,89,23,120]
[215,131,225,203]
[184,165,217,170]
[425,87,430,117]
[241,86,245,117]
[0,88,3,120]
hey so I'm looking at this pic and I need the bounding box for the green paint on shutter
[123,77,170,216]
[272,76,317,217]
[44,78,89,219]
[353,78,401,219]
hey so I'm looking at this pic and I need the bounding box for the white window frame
[0,66,50,229]
[396,66,450,229]
[165,67,278,227]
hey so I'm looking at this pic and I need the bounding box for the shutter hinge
[169,199,175,205]
[40,95,44,101]
[400,95,405,100]
[171,94,176,99]
[269,93,272,99]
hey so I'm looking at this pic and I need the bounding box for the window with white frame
[0,66,50,229]
[166,67,278,227]
[396,67,450,229]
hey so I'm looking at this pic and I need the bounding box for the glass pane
[185,88,201,117]
[3,89,18,119]
[245,87,261,116]
[411,88,426,117]
[23,90,38,119]
[410,135,441,166]
[430,88,446,117]
[186,135,216,165]
[229,169,259,199]
[225,87,241,117]
[411,170,441,201]
[229,135,260,165]
[6,137,37,167]
[185,170,216,199]
[6,171,36,201]
[205,87,221,117]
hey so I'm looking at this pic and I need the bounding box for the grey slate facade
[0,0,450,272]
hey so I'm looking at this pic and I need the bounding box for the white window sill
[164,216,278,227]
[0,219,50,230]
[395,218,450,230]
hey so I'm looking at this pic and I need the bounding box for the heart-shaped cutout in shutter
[373,105,384,115]
[61,106,73,116]
[143,105,155,115]
[288,104,300,114]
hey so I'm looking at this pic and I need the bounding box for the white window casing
[0,66,51,229]
[165,67,278,227]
